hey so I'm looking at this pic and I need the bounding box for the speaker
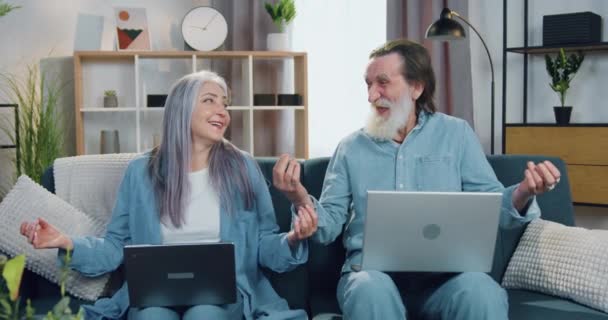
[543,12,602,46]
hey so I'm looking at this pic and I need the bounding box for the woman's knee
[183,303,243,320]
[128,307,180,320]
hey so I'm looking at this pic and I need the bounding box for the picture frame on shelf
[114,7,151,50]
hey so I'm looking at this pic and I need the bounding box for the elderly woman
[20,71,317,320]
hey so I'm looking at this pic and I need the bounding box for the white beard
[364,93,414,140]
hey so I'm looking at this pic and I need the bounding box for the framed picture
[114,7,151,50]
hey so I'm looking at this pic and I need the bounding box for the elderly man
[273,39,560,320]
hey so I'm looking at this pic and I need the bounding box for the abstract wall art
[114,7,150,50]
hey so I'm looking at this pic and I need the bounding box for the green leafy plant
[0,254,32,320]
[0,1,20,18]
[545,48,584,107]
[0,252,83,320]
[0,63,65,184]
[103,90,116,97]
[264,0,296,32]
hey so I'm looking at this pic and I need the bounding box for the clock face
[181,7,228,51]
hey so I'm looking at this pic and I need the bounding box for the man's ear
[411,81,424,100]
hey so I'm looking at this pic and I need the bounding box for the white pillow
[502,219,608,312]
[53,153,139,226]
[0,175,109,301]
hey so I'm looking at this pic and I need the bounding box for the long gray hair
[148,71,255,228]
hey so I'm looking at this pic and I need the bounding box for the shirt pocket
[414,154,460,191]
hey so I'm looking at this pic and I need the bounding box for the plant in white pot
[545,48,584,125]
[264,0,296,51]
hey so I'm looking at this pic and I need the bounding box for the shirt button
[399,184,404,189]
[398,155,403,160]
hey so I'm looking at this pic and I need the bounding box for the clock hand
[202,13,219,30]
[188,25,205,30]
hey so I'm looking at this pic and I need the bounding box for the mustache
[372,99,394,109]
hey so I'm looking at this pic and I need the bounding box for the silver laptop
[124,242,236,308]
[361,191,502,273]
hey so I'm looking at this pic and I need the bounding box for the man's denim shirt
[310,112,540,274]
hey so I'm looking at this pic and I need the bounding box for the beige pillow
[0,175,109,301]
[502,219,608,312]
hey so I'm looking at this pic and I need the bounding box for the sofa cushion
[503,219,608,313]
[0,175,108,301]
[302,158,346,296]
[508,289,608,319]
[256,158,309,311]
[309,292,341,318]
[53,153,139,226]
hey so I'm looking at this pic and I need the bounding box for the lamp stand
[451,12,495,154]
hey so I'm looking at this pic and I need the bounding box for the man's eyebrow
[376,73,390,81]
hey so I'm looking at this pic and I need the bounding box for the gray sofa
[21,154,608,319]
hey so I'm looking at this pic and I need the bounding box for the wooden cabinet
[506,125,608,205]
[73,51,308,158]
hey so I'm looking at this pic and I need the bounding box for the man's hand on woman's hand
[287,204,318,247]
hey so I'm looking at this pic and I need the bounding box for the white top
[160,168,221,244]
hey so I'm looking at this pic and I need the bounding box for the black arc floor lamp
[425,8,495,154]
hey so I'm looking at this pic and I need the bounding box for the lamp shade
[425,8,466,40]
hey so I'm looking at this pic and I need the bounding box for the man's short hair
[369,39,437,114]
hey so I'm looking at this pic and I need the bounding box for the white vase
[267,33,289,51]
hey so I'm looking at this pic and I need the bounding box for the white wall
[469,0,608,153]
[0,0,210,196]
[292,0,387,157]
[0,1,386,164]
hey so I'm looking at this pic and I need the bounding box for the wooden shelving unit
[505,124,608,206]
[73,51,308,158]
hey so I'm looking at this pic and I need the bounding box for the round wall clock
[181,7,228,51]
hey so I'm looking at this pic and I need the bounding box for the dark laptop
[123,242,236,308]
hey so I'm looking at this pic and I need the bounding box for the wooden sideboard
[505,125,608,206]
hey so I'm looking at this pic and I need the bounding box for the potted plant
[264,0,296,51]
[545,48,584,125]
[0,63,65,185]
[103,90,118,108]
[0,0,20,17]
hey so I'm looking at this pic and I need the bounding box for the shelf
[506,42,608,54]
[80,108,137,112]
[0,145,16,149]
[252,106,305,110]
[75,51,307,59]
[80,106,308,111]
[227,106,252,111]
